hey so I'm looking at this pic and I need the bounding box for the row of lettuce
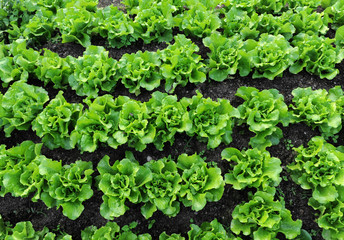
[1,80,344,153]
[0,215,242,239]
[1,31,344,102]
[1,0,343,47]
[1,0,344,94]
[3,135,344,239]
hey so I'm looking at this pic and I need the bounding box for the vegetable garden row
[1,0,344,239]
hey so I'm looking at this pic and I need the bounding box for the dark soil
[1,1,343,239]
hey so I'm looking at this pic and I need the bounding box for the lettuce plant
[254,0,286,14]
[0,0,39,42]
[335,26,344,49]
[0,81,49,137]
[324,0,344,30]
[35,49,72,89]
[159,232,185,240]
[96,5,136,48]
[221,0,260,13]
[141,157,182,218]
[39,157,94,220]
[290,7,329,36]
[289,87,344,140]
[115,99,156,152]
[0,52,28,87]
[0,141,42,201]
[118,51,162,95]
[131,0,175,44]
[81,221,152,240]
[221,7,259,40]
[71,95,127,152]
[188,219,238,240]
[253,12,295,40]
[288,136,344,205]
[22,9,54,45]
[146,91,191,150]
[2,156,43,202]
[32,91,84,150]
[159,34,206,92]
[245,34,299,80]
[231,191,302,239]
[310,196,344,240]
[0,40,39,87]
[175,4,221,38]
[177,153,224,211]
[3,219,72,240]
[203,33,250,81]
[290,33,344,79]
[222,147,282,192]
[236,86,290,149]
[185,91,240,149]
[97,153,152,219]
[288,0,322,9]
[10,39,40,74]
[55,7,97,47]
[68,46,119,98]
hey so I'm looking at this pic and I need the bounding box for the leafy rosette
[324,0,344,30]
[231,191,302,239]
[203,33,250,81]
[131,0,175,44]
[32,91,84,150]
[0,141,42,200]
[290,33,344,79]
[96,5,136,48]
[0,40,39,87]
[290,87,344,140]
[309,195,344,240]
[35,49,72,89]
[245,34,299,80]
[96,154,152,220]
[68,46,119,98]
[188,219,240,240]
[252,12,295,41]
[141,157,182,218]
[55,7,97,47]
[4,220,72,240]
[1,0,39,42]
[185,91,240,149]
[177,153,225,211]
[0,81,49,137]
[82,221,152,240]
[290,7,329,36]
[159,34,206,92]
[222,147,282,192]
[174,4,221,38]
[10,39,41,75]
[22,9,54,45]
[222,0,260,13]
[288,136,344,205]
[146,92,191,150]
[0,52,28,87]
[71,95,127,152]
[115,99,156,152]
[2,157,44,203]
[118,51,162,95]
[288,0,322,9]
[221,7,259,39]
[251,0,286,14]
[39,157,94,220]
[236,86,290,149]
[159,232,185,240]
